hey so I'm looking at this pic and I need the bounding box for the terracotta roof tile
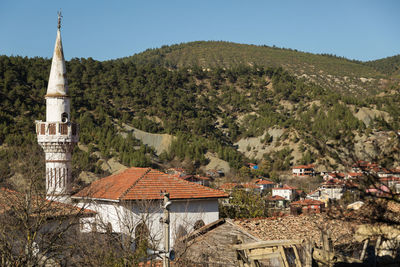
[254,179,275,185]
[74,167,228,201]
[242,183,260,189]
[293,164,315,169]
[291,199,324,206]
[267,195,286,201]
[272,184,296,190]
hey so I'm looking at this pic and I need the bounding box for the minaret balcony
[36,121,79,143]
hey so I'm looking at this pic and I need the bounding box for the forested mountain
[123,41,397,95]
[365,54,400,76]
[0,41,399,190]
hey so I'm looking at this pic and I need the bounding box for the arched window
[61,112,69,123]
[193,220,205,231]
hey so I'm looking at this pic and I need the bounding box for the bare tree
[0,145,93,266]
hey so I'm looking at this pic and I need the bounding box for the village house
[390,168,400,178]
[242,183,262,193]
[351,161,379,173]
[219,182,262,194]
[346,172,363,180]
[290,199,325,215]
[253,178,276,191]
[306,189,322,201]
[319,179,345,200]
[379,176,400,188]
[72,167,228,248]
[292,164,315,176]
[272,184,297,201]
[267,195,287,208]
[219,182,243,192]
[323,172,346,181]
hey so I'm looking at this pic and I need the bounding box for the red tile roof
[267,195,285,201]
[254,179,275,185]
[293,164,315,169]
[272,184,296,190]
[347,172,363,177]
[74,167,228,201]
[291,199,324,206]
[242,183,260,189]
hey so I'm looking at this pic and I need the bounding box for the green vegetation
[123,41,386,95]
[219,188,267,218]
[365,54,400,75]
[0,41,399,183]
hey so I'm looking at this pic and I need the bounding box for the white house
[72,167,228,248]
[292,164,315,176]
[253,178,276,191]
[272,185,297,201]
[320,179,345,200]
[306,189,322,201]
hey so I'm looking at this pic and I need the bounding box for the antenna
[57,10,63,30]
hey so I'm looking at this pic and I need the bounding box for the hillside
[365,54,400,76]
[0,42,399,190]
[122,41,389,95]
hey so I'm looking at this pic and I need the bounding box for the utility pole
[162,192,170,267]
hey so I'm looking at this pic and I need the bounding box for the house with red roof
[306,189,322,201]
[271,184,297,201]
[219,183,243,192]
[266,195,287,208]
[320,179,345,200]
[346,172,363,180]
[323,172,346,181]
[72,167,228,248]
[292,164,315,176]
[380,176,400,188]
[290,199,325,215]
[253,178,276,191]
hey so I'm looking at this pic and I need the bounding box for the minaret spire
[46,10,68,100]
[57,10,62,30]
[36,13,79,203]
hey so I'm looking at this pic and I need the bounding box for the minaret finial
[57,10,62,30]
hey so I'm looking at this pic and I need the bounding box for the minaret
[36,12,79,202]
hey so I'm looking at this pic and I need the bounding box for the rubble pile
[235,214,358,246]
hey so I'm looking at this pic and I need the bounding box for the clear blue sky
[1,0,399,61]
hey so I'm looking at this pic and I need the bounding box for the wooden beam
[360,238,369,261]
[248,252,281,261]
[291,245,302,267]
[279,245,290,267]
[232,239,303,250]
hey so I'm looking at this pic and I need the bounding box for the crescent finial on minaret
[57,10,62,30]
